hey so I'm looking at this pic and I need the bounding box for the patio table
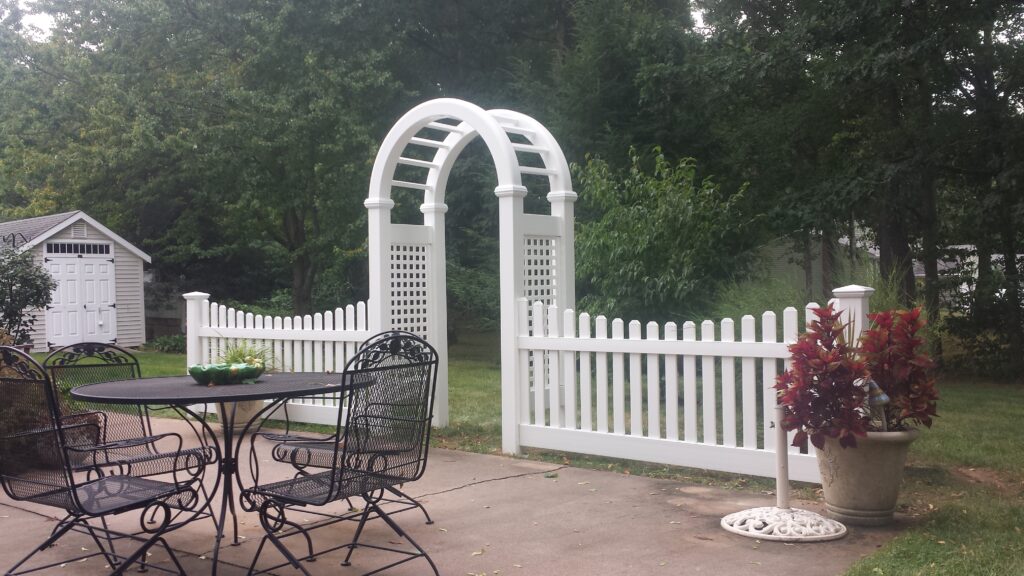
[71,372,362,575]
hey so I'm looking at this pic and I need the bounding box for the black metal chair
[240,332,440,576]
[43,343,215,481]
[263,330,435,525]
[0,346,198,576]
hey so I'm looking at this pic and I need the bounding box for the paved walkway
[0,418,899,575]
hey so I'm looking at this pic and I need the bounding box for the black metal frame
[0,346,199,576]
[44,343,216,479]
[240,332,441,576]
[259,330,435,526]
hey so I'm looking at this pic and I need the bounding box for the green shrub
[145,334,186,354]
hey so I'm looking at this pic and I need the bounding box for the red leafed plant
[859,307,938,431]
[775,305,869,450]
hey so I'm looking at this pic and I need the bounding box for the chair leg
[261,531,313,576]
[340,503,373,567]
[386,485,433,524]
[369,501,440,576]
[156,538,186,576]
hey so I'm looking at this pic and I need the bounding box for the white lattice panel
[524,236,557,305]
[389,243,429,337]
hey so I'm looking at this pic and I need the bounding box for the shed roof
[0,210,151,263]
[0,211,78,249]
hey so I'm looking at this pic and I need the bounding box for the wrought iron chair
[240,332,440,576]
[262,330,435,524]
[43,343,215,480]
[0,346,198,575]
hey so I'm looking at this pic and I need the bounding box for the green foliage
[143,334,185,355]
[575,149,762,321]
[0,247,56,344]
[219,341,273,369]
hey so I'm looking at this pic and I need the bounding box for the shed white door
[47,256,117,347]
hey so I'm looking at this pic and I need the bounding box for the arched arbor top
[366,98,575,209]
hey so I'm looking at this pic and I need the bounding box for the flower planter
[816,429,918,526]
[215,400,266,434]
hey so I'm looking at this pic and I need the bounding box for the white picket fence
[515,299,824,482]
[185,295,373,424]
[184,285,874,482]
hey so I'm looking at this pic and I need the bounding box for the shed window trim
[45,242,112,255]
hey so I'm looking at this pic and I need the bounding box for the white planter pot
[816,429,919,526]
[215,400,266,434]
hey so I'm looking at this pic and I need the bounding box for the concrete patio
[0,417,899,576]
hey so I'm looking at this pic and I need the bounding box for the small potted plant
[775,304,938,526]
[200,343,273,433]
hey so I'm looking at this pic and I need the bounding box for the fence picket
[646,321,661,439]
[721,318,737,447]
[665,322,679,441]
[612,319,626,435]
[200,301,211,364]
[762,311,778,452]
[532,301,547,426]
[518,299,532,425]
[740,315,757,448]
[313,313,324,372]
[595,316,609,433]
[579,313,592,431]
[324,312,335,371]
[682,322,697,442]
[628,321,643,436]
[547,304,562,428]
[302,315,313,371]
[283,316,294,371]
[563,309,577,430]
[701,320,717,445]
[783,307,800,453]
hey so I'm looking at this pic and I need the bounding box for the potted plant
[206,342,273,433]
[775,304,938,526]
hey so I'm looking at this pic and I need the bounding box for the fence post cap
[832,284,875,297]
[182,292,211,301]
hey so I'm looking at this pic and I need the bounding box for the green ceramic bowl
[188,363,264,385]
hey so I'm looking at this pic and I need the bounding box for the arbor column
[422,201,449,427]
[364,197,395,334]
[547,190,578,311]
[496,184,527,455]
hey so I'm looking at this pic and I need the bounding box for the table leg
[210,401,239,576]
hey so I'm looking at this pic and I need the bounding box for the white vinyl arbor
[364,98,576,449]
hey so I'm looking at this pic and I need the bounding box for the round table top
[70,372,356,405]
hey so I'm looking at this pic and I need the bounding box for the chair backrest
[338,332,439,486]
[0,346,78,511]
[44,342,148,440]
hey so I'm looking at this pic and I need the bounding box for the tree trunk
[876,202,915,307]
[802,234,814,301]
[282,207,316,316]
[820,227,835,300]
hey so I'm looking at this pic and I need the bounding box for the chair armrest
[2,421,98,441]
[66,432,182,454]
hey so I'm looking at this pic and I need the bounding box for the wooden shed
[0,211,151,351]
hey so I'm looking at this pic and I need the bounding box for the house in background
[0,211,150,352]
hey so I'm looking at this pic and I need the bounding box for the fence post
[183,292,210,371]
[832,284,875,341]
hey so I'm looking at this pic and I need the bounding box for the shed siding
[112,242,145,347]
[25,221,146,350]
[27,246,47,351]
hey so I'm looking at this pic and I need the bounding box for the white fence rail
[515,298,824,483]
[184,293,372,424]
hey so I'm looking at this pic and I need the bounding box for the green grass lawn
[132,337,1023,575]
